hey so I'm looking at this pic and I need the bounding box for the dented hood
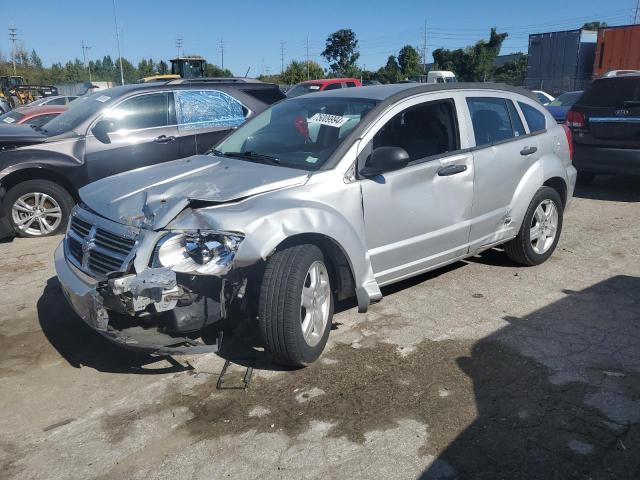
[79,154,309,229]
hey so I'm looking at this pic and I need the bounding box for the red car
[0,105,67,129]
[286,78,362,98]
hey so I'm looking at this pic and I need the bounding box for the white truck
[426,70,457,83]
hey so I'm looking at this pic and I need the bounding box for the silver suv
[55,83,577,366]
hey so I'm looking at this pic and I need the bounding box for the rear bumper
[55,242,223,354]
[573,144,640,175]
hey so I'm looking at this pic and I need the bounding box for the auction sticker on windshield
[2,117,15,124]
[308,113,349,128]
[96,95,111,103]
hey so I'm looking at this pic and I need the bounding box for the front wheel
[4,180,74,237]
[258,244,333,367]
[505,186,564,266]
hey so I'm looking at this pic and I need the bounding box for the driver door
[359,94,474,286]
[84,92,179,181]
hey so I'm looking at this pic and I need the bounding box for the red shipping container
[593,25,640,77]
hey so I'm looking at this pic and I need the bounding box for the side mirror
[91,120,114,144]
[360,146,410,177]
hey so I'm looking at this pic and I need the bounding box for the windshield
[445,76,458,83]
[39,91,115,136]
[215,96,378,170]
[0,111,25,124]
[286,83,322,98]
[549,92,581,107]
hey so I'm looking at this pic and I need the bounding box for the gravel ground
[1,175,639,480]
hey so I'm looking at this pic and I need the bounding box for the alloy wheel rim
[11,192,62,236]
[530,199,558,255]
[300,260,331,347]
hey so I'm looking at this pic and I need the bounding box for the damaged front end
[56,206,249,354]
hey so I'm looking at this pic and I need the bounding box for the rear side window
[467,97,520,147]
[518,103,547,133]
[323,83,342,91]
[578,77,640,107]
[46,97,67,106]
[106,93,169,131]
[346,82,357,88]
[506,100,526,137]
[175,90,247,131]
[240,87,285,105]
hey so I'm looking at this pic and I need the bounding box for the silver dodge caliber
[55,83,577,366]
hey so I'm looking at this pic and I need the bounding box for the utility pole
[81,40,93,82]
[305,35,310,80]
[422,20,428,74]
[219,37,224,70]
[112,0,125,85]
[280,41,286,74]
[176,38,183,58]
[8,27,17,76]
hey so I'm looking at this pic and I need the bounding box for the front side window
[104,93,169,131]
[323,83,343,91]
[370,99,460,162]
[175,90,247,131]
[518,102,547,133]
[467,97,520,147]
[46,97,67,106]
[215,96,378,171]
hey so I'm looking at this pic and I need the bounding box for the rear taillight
[566,109,585,128]
[561,124,573,162]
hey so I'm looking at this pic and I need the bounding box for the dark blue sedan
[546,91,583,123]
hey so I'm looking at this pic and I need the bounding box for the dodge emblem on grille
[81,226,97,269]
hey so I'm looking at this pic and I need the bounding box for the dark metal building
[525,29,597,95]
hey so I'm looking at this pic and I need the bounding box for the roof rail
[167,77,265,85]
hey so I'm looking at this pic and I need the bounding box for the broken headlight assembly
[153,231,243,275]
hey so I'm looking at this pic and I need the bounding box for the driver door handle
[437,164,467,176]
[154,135,176,144]
[520,146,537,156]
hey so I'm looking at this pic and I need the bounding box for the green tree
[398,45,422,79]
[205,64,233,77]
[582,21,607,30]
[137,58,155,78]
[493,54,528,86]
[29,50,43,69]
[322,29,360,76]
[116,57,139,84]
[377,55,401,84]
[157,60,169,74]
[280,60,324,84]
[432,28,508,82]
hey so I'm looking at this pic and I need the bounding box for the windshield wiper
[216,150,281,164]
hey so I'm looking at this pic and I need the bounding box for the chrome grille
[64,208,139,280]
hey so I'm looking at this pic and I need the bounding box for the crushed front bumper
[55,242,222,354]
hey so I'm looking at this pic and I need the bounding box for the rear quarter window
[578,77,640,107]
[240,87,285,105]
[518,102,547,133]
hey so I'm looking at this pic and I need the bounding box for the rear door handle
[154,135,176,144]
[520,146,537,156]
[437,164,467,176]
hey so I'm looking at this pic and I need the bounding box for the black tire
[576,171,596,186]
[4,180,74,238]
[258,244,333,367]
[505,186,564,266]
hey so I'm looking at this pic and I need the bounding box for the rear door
[573,77,640,149]
[464,94,542,250]
[174,89,250,155]
[84,91,179,181]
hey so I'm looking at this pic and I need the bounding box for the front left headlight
[153,231,243,275]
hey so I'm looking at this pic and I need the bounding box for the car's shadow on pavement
[574,174,640,203]
[37,277,193,374]
[420,275,640,480]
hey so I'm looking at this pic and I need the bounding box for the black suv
[0,78,284,238]
[567,74,640,184]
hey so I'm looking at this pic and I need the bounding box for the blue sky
[1,0,637,75]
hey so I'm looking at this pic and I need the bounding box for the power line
[8,27,17,76]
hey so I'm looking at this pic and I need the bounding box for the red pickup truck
[286,78,362,98]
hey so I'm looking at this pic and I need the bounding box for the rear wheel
[4,180,74,237]
[258,244,333,367]
[505,186,563,266]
